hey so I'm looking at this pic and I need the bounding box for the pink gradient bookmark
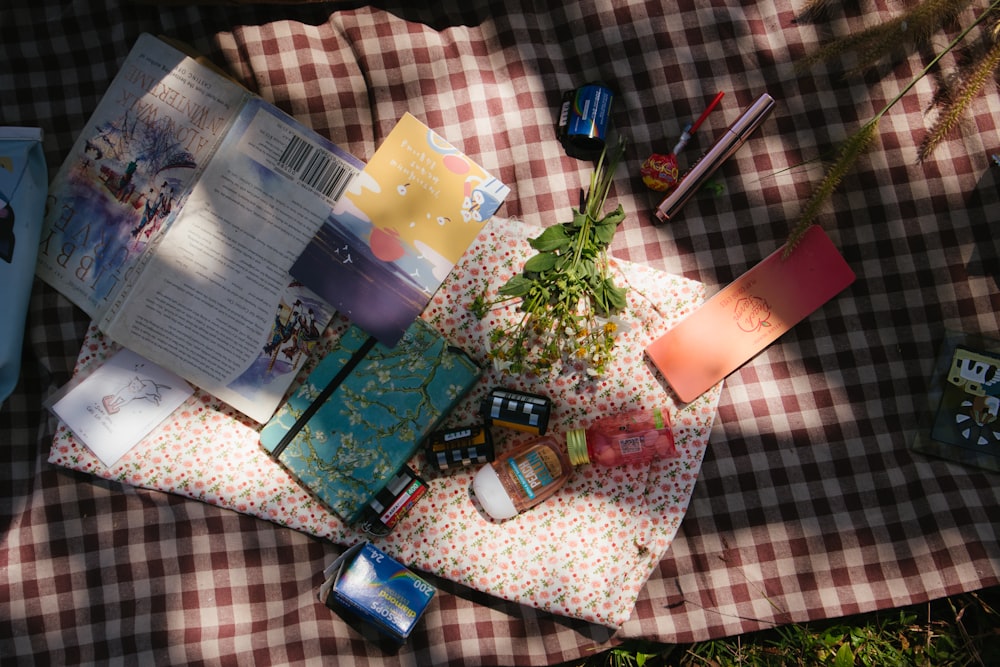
[646,225,855,403]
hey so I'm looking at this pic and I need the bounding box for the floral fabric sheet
[48,216,720,627]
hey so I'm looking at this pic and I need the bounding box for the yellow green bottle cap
[566,428,590,466]
[653,406,665,429]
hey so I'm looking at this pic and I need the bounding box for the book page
[36,33,249,318]
[102,98,363,423]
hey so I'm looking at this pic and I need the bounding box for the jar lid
[565,428,590,466]
[472,463,518,520]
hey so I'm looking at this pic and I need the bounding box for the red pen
[655,92,775,223]
[641,91,726,193]
[671,91,725,155]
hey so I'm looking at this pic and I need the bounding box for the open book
[36,33,364,422]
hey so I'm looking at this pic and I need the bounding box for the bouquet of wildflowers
[470,137,629,376]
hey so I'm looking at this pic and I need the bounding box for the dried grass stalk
[785,120,880,256]
[799,0,973,75]
[919,36,1000,160]
[788,0,1000,250]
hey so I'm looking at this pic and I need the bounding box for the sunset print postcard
[291,112,510,346]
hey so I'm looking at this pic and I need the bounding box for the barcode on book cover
[279,134,357,202]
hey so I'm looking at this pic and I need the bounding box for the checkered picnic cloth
[3,0,999,664]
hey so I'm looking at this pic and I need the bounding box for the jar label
[618,435,645,456]
[508,448,561,499]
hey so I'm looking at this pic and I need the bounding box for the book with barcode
[35,33,364,422]
[291,112,509,347]
[259,317,481,524]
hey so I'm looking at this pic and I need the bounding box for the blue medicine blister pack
[0,127,47,405]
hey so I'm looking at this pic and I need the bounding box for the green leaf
[523,252,557,273]
[497,274,534,297]
[593,220,619,246]
[598,278,627,314]
[600,203,626,226]
[529,225,570,252]
[833,642,855,667]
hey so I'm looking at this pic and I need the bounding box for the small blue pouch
[0,127,47,405]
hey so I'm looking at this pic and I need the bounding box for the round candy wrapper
[640,152,679,192]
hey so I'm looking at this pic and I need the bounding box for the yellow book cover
[292,112,510,346]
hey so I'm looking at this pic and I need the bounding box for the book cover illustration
[36,33,249,318]
[913,331,1000,472]
[291,112,510,346]
[224,279,335,406]
[113,97,362,421]
[259,318,482,523]
[49,347,194,467]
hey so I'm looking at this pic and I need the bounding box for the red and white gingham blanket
[3,0,999,664]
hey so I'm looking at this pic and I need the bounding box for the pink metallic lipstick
[655,93,775,224]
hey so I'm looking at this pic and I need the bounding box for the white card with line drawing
[51,347,193,467]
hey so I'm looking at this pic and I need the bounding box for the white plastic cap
[472,463,518,520]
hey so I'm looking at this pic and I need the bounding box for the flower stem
[872,0,1000,124]
[787,0,1000,251]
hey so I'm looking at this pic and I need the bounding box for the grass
[557,585,1000,666]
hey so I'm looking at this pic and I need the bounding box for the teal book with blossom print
[259,318,481,524]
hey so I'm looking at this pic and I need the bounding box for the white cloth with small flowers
[48,216,721,627]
